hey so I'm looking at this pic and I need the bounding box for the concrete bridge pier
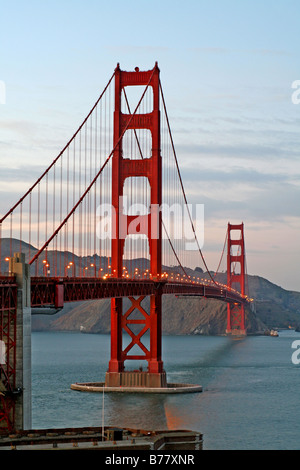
[9,253,32,430]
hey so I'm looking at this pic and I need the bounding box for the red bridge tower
[226,223,247,336]
[105,64,166,388]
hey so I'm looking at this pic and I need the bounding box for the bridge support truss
[226,223,246,336]
[105,64,166,388]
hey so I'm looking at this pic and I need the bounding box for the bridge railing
[30,276,249,309]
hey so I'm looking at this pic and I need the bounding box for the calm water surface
[31,330,300,450]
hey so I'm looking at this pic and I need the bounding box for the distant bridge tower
[105,63,166,388]
[226,223,246,336]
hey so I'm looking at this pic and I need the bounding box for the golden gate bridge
[0,63,252,431]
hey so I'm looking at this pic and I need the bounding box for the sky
[0,0,299,291]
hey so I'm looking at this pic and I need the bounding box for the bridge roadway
[29,276,247,310]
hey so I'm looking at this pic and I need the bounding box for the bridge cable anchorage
[29,66,157,266]
[159,80,217,286]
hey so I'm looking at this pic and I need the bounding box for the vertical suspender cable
[29,67,156,267]
[159,81,216,285]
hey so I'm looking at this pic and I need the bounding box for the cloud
[250,48,289,57]
[192,47,229,54]
[0,119,41,137]
[0,165,43,183]
[181,166,298,185]
[176,141,299,161]
[176,163,300,223]
[105,45,169,56]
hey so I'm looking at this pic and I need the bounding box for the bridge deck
[29,276,247,308]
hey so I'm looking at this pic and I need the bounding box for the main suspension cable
[159,80,217,285]
[0,70,116,225]
[30,66,157,265]
[123,86,191,280]
[214,229,228,277]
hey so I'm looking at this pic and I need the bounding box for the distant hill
[3,238,299,335]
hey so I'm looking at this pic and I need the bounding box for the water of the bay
[31,329,300,450]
